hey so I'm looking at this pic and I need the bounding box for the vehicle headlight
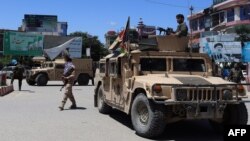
[153,84,162,93]
[222,89,233,100]
[176,89,188,101]
[237,85,246,96]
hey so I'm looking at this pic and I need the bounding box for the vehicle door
[109,58,123,108]
[101,59,112,102]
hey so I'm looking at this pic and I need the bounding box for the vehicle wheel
[131,94,166,138]
[36,74,48,86]
[77,74,89,86]
[209,103,248,133]
[97,87,112,114]
[223,103,248,125]
[26,79,36,86]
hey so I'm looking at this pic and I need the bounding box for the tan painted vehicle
[26,58,93,86]
[94,35,249,138]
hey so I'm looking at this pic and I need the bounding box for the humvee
[26,58,93,86]
[94,35,249,138]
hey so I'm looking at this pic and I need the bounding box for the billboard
[44,37,82,60]
[200,35,242,62]
[24,14,57,32]
[3,31,44,56]
[67,37,82,58]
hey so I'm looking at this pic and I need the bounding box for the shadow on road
[109,110,133,130]
[35,85,63,87]
[31,85,94,87]
[109,110,223,141]
[19,90,35,93]
[64,107,87,111]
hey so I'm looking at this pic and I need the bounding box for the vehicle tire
[97,87,112,114]
[36,74,48,86]
[209,103,248,133]
[77,74,89,86]
[131,94,166,138]
[26,79,36,86]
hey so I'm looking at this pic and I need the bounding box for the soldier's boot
[59,101,66,111]
[18,79,22,91]
[69,96,77,109]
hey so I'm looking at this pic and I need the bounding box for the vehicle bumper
[152,99,250,105]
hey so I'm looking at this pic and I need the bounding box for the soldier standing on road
[11,62,25,91]
[58,53,77,111]
[229,63,244,83]
[171,14,188,37]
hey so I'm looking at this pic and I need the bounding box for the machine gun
[157,27,174,35]
[60,67,75,91]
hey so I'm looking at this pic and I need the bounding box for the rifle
[60,67,75,91]
[157,27,174,35]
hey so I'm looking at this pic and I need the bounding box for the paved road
[0,80,250,141]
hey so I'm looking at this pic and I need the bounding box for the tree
[235,25,250,46]
[69,32,109,61]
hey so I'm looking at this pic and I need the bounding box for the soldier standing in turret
[171,14,188,37]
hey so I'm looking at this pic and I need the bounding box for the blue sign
[242,42,250,62]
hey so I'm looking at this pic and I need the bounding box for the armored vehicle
[94,34,249,138]
[26,58,93,86]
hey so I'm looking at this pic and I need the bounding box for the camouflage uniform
[229,65,244,83]
[176,22,188,37]
[11,64,24,91]
[59,62,77,111]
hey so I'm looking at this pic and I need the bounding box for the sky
[0,0,212,43]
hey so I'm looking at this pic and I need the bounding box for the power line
[145,0,187,8]
[145,0,206,10]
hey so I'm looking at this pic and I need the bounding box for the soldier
[58,53,77,111]
[171,14,188,37]
[229,63,244,83]
[11,62,25,91]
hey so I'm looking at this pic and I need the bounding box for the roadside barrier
[0,73,14,96]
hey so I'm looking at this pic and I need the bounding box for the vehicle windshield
[140,58,166,71]
[173,59,206,72]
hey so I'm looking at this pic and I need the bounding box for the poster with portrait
[200,36,242,62]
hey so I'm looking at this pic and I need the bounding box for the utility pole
[190,5,194,53]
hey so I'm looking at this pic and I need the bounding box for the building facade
[189,0,250,43]
[20,14,68,36]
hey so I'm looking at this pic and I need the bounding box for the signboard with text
[3,31,44,56]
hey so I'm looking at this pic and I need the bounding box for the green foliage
[69,32,109,61]
[235,25,250,43]
[0,55,12,66]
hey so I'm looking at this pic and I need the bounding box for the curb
[0,85,14,97]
